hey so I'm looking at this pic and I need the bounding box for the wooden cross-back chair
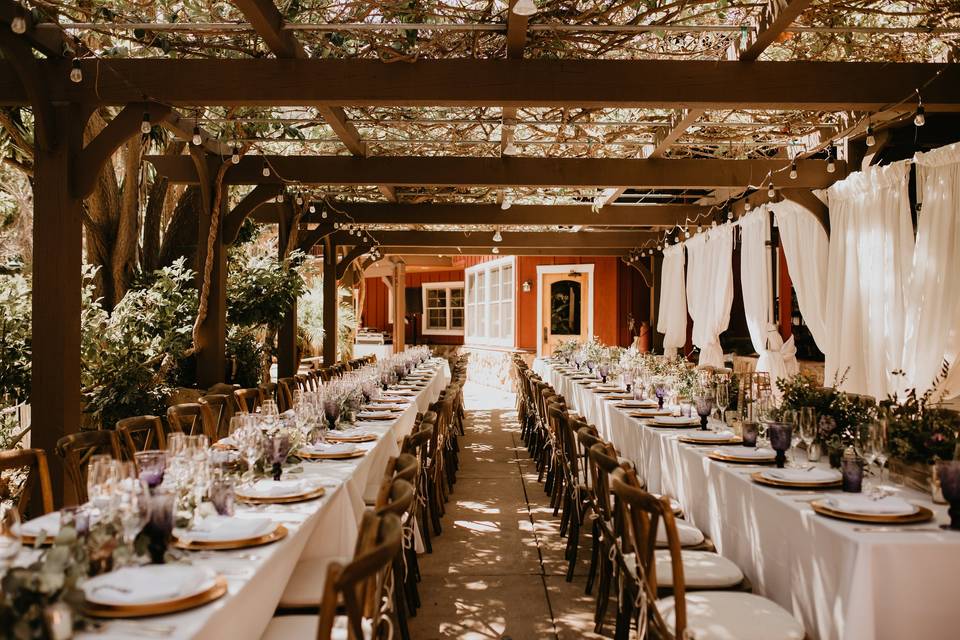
[258,381,279,407]
[402,417,436,553]
[234,387,261,414]
[262,511,404,640]
[166,402,216,440]
[609,468,805,640]
[55,430,123,504]
[0,448,53,518]
[200,394,235,441]
[277,377,298,412]
[116,415,166,459]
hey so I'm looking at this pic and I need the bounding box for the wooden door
[540,271,590,356]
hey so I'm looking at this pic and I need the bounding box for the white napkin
[366,403,405,410]
[303,443,357,456]
[766,468,842,483]
[652,416,700,426]
[617,400,657,407]
[21,511,61,538]
[713,446,776,460]
[240,479,310,498]
[683,430,735,441]
[824,494,917,515]
[357,411,395,420]
[83,565,210,606]
[178,515,275,543]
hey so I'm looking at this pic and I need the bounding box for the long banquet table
[76,359,450,640]
[534,358,960,640]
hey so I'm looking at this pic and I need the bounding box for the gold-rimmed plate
[174,524,288,551]
[679,435,743,446]
[235,485,327,504]
[810,499,934,524]
[355,413,396,421]
[326,432,378,443]
[299,448,367,461]
[84,576,228,619]
[648,417,702,428]
[751,470,842,490]
[707,450,776,464]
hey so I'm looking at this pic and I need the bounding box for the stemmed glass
[799,407,817,464]
[780,410,798,465]
[116,463,151,556]
[694,392,715,431]
[87,455,119,519]
[855,423,878,493]
[0,506,21,573]
[236,427,263,483]
[134,450,167,489]
[715,381,730,427]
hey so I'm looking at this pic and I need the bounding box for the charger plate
[174,524,288,551]
[83,575,227,619]
[751,470,842,490]
[235,485,326,504]
[326,432,378,443]
[810,499,933,525]
[299,448,367,461]
[708,450,776,464]
[679,435,742,446]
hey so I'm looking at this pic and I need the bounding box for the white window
[421,281,465,335]
[465,257,515,347]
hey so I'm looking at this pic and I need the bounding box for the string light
[10,13,27,35]
[231,146,240,164]
[261,159,270,177]
[683,227,690,239]
[914,105,926,127]
[191,126,202,146]
[333,222,340,229]
[501,197,512,210]
[789,161,798,180]
[320,209,328,219]
[492,229,503,242]
[295,195,304,206]
[866,125,876,147]
[726,210,733,221]
[492,246,500,254]
[308,204,316,214]
[69,59,83,83]
[139,112,152,134]
[277,192,284,203]
[744,201,752,212]
[767,181,775,199]
[826,152,836,174]
[512,0,538,16]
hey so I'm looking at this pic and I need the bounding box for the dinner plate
[20,511,61,545]
[174,523,287,550]
[707,446,777,464]
[615,400,659,408]
[356,411,396,421]
[751,468,843,489]
[299,444,367,461]
[235,479,327,503]
[810,498,933,524]
[83,565,226,617]
[386,389,417,396]
[679,432,742,445]
[628,409,672,418]
[326,429,378,443]
[650,416,702,428]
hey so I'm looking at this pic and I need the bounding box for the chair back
[166,403,216,440]
[375,477,416,518]
[55,430,122,503]
[200,394,235,441]
[0,448,53,517]
[258,382,278,407]
[116,415,166,458]
[234,388,261,414]
[206,382,239,397]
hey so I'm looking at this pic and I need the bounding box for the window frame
[420,281,466,336]
[465,256,516,348]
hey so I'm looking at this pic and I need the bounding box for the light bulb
[657,243,663,251]
[767,183,775,198]
[866,126,876,147]
[696,225,702,233]
[492,246,500,254]
[321,210,328,219]
[277,192,284,203]
[744,201,752,212]
[493,229,503,242]
[726,211,733,221]
[11,15,27,34]
[512,0,538,16]
[683,229,690,239]
[334,222,340,229]
[69,59,83,83]
[309,205,316,213]
[140,113,152,134]
[827,157,836,173]
[789,162,798,180]
[191,126,202,146]
[501,198,512,210]
[674,236,680,244]
[262,161,271,177]
[296,195,304,205]
[231,146,240,164]
[914,105,926,127]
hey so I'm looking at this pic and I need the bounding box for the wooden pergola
[1,0,957,498]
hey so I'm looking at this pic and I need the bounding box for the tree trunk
[110,136,141,302]
[158,185,202,270]
[142,141,185,273]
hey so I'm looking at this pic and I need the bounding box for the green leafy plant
[777,370,874,450]
[883,367,960,466]
[227,249,306,329]
[297,277,358,360]
[0,271,30,407]
[226,326,264,389]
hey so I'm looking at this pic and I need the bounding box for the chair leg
[393,557,412,640]
[565,508,581,581]
[558,485,572,537]
[594,555,612,634]
[585,519,600,595]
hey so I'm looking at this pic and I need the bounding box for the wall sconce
[521,280,533,293]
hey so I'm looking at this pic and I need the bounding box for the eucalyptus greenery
[776,371,875,451]
[883,366,960,466]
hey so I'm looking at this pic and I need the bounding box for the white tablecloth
[77,359,450,640]
[533,358,960,640]
[353,343,394,361]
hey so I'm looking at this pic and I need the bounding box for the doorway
[536,264,594,357]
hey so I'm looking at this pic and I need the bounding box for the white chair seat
[261,614,373,640]
[656,519,705,548]
[656,591,805,640]
[624,550,743,589]
[278,557,347,609]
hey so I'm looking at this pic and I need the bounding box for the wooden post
[392,258,406,353]
[778,246,793,340]
[277,206,297,377]
[32,104,85,506]
[322,237,338,365]
[195,162,227,388]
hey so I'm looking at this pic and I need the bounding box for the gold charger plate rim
[750,471,842,489]
[679,436,743,445]
[299,448,367,461]
[810,500,934,524]
[235,485,327,504]
[326,433,378,443]
[173,523,288,551]
[84,576,228,618]
[707,451,776,464]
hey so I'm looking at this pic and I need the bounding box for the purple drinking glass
[694,394,715,431]
[134,450,167,489]
[209,475,236,516]
[841,457,864,493]
[767,422,793,468]
[268,433,292,481]
[936,460,960,530]
[741,422,759,447]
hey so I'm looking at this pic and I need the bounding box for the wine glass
[715,381,730,427]
[799,407,817,463]
[236,427,263,483]
[870,418,890,486]
[0,506,21,572]
[87,455,119,518]
[780,410,798,466]
[116,463,151,552]
[694,393,715,431]
[855,423,878,493]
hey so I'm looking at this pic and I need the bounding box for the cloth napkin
[684,430,735,441]
[714,446,775,459]
[653,416,700,425]
[618,400,658,407]
[242,479,311,497]
[824,494,916,515]
[303,443,357,456]
[357,411,395,419]
[178,515,275,543]
[83,565,209,605]
[21,511,61,537]
[766,468,841,483]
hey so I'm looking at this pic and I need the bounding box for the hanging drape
[902,141,960,398]
[685,224,734,368]
[740,207,798,388]
[824,161,914,398]
[657,243,688,358]
[772,199,830,354]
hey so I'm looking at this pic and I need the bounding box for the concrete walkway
[409,382,612,640]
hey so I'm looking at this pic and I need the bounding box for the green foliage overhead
[228,249,306,330]
[297,277,358,361]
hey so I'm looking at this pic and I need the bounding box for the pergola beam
[148,155,843,189]
[2,60,956,110]
[337,230,656,249]
[735,0,816,62]
[378,246,634,257]
[262,202,705,227]
[649,108,706,159]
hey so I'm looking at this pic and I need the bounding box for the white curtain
[685,224,734,367]
[772,199,830,353]
[657,243,688,357]
[740,207,798,388]
[902,141,960,398]
[824,161,914,398]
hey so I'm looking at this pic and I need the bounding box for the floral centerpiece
[554,339,580,363]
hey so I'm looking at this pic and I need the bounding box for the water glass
[715,382,730,425]
[134,450,167,489]
[87,455,119,516]
[209,473,236,516]
[116,466,151,548]
[799,407,817,461]
[768,422,793,468]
